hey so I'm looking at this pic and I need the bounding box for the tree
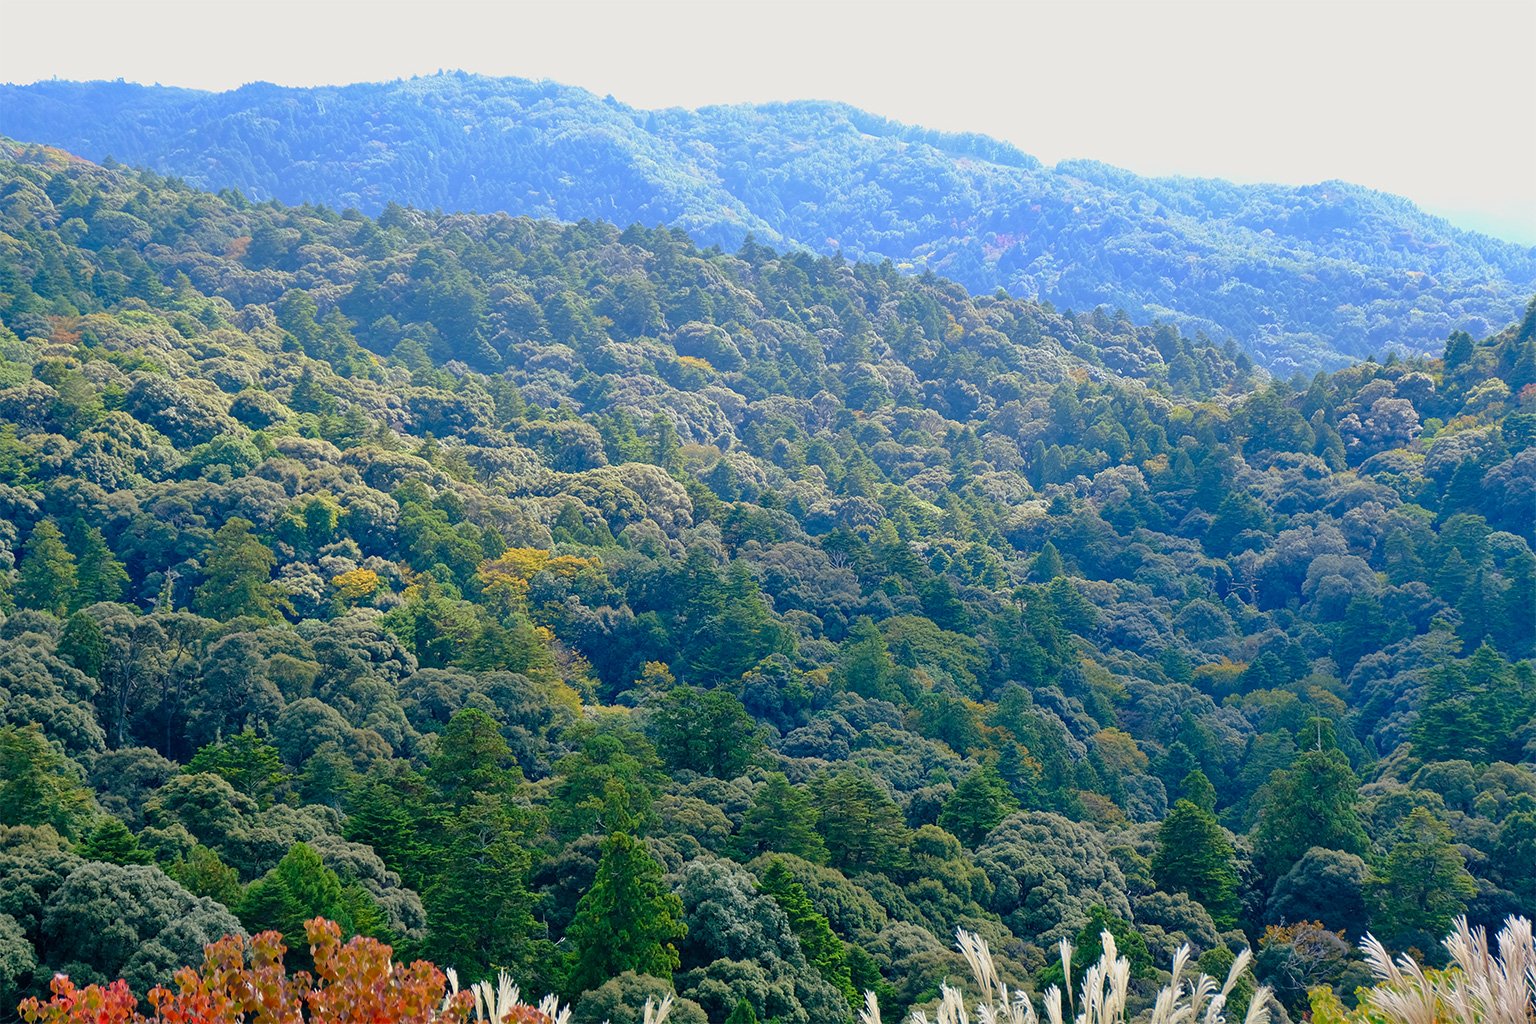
[1368,807,1477,952]
[57,611,106,679]
[733,774,828,863]
[1151,799,1239,929]
[39,861,245,995]
[237,842,384,962]
[811,768,908,873]
[565,831,686,995]
[15,520,77,616]
[1037,904,1154,991]
[938,764,1019,847]
[646,686,760,778]
[427,707,521,804]
[760,858,856,1007]
[833,618,898,701]
[420,796,546,982]
[725,998,759,1024]
[69,523,128,607]
[186,730,288,805]
[1412,644,1533,764]
[0,724,96,838]
[194,518,286,621]
[1265,847,1370,937]
[1492,811,1536,910]
[1254,749,1367,886]
[1030,541,1065,581]
[77,817,153,865]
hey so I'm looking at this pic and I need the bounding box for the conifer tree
[15,519,77,616]
[77,816,153,865]
[1151,799,1239,929]
[760,858,856,1007]
[58,610,106,678]
[724,998,759,1024]
[421,796,544,980]
[69,522,128,607]
[565,831,686,995]
[939,763,1020,847]
[1254,749,1368,885]
[734,774,828,863]
[1369,807,1477,951]
[194,517,286,621]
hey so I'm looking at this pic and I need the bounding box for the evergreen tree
[0,724,95,838]
[760,858,856,1007]
[57,610,106,678]
[647,686,760,778]
[1412,643,1533,763]
[69,522,128,607]
[15,519,77,616]
[1369,808,1477,952]
[421,796,545,980]
[812,768,908,873]
[1254,749,1368,885]
[565,831,686,994]
[77,816,153,865]
[834,617,898,701]
[238,842,386,963]
[187,730,288,805]
[427,707,521,804]
[1030,541,1065,581]
[1179,769,1217,813]
[938,763,1019,847]
[724,998,759,1024]
[167,844,244,906]
[194,517,286,621]
[1037,905,1154,990]
[1151,799,1239,929]
[734,773,828,863]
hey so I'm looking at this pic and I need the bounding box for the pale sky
[3,0,1534,243]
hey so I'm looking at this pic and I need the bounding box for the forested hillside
[0,138,1533,1023]
[3,74,1532,372]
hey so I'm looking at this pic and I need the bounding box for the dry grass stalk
[871,928,1271,1024]
[1358,915,1535,1024]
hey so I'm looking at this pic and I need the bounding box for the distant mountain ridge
[3,72,1531,371]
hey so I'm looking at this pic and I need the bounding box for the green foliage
[0,138,1531,1018]
[9,75,1533,371]
[647,686,760,778]
[1037,904,1154,990]
[0,725,95,838]
[760,858,856,1008]
[565,831,687,994]
[237,842,385,962]
[1368,807,1477,952]
[15,521,76,617]
[76,817,152,865]
[812,769,909,874]
[938,764,1019,847]
[733,774,828,864]
[1255,750,1368,886]
[1412,643,1534,763]
[725,998,759,1024]
[186,730,288,805]
[1151,799,1239,930]
[194,518,286,622]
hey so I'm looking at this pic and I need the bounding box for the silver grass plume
[1359,915,1535,1024]
[858,927,1267,1024]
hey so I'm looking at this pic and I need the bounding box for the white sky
[3,0,1534,243]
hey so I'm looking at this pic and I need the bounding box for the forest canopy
[0,137,1532,1022]
[2,74,1532,372]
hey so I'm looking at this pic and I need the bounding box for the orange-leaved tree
[16,918,554,1024]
